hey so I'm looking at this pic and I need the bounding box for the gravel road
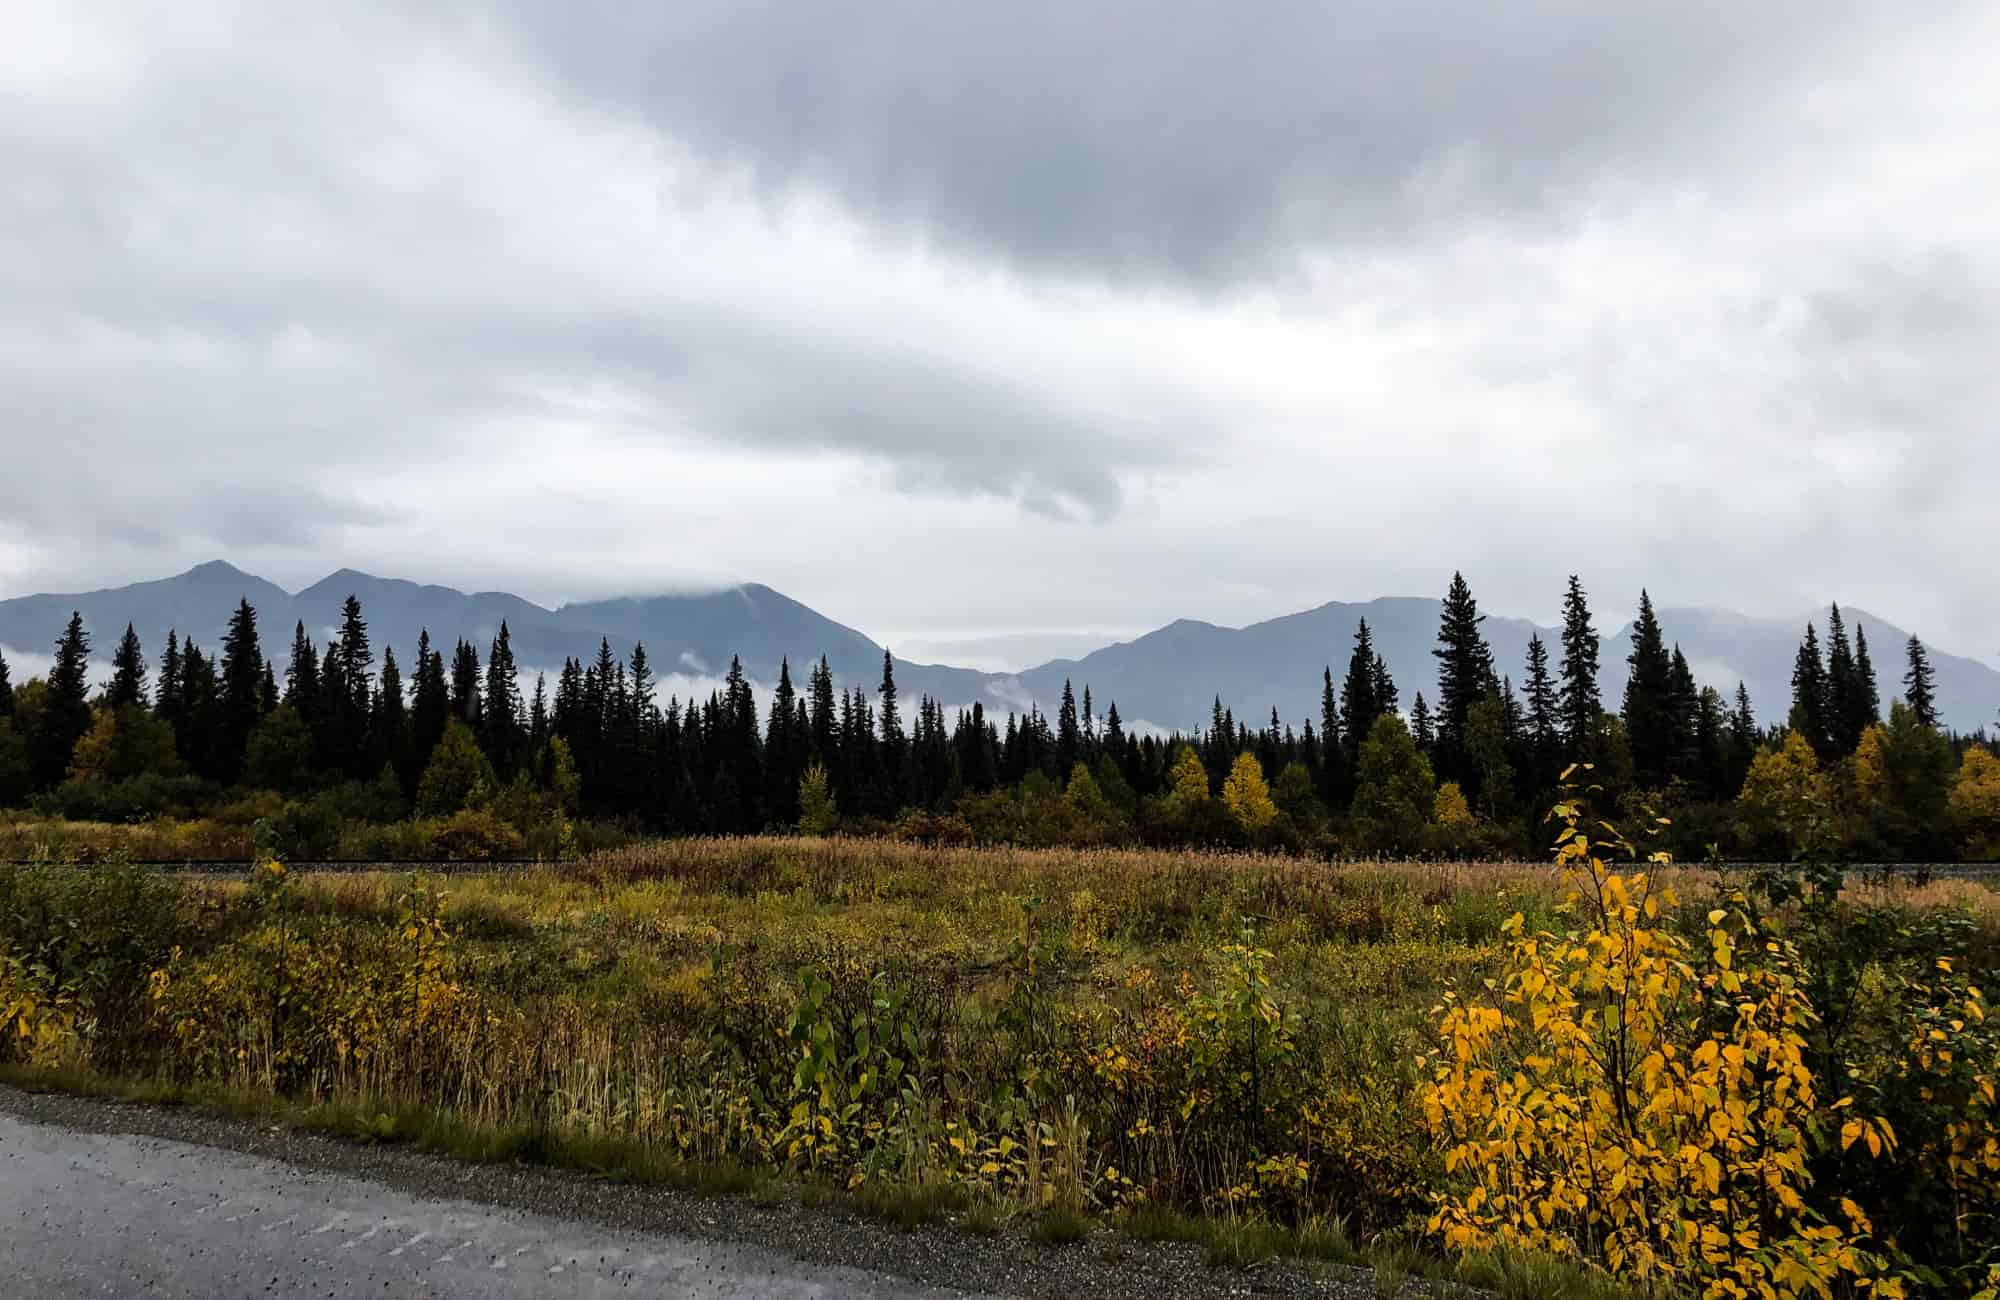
[0,1087,1385,1300]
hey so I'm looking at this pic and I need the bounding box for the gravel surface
[0,1085,1388,1300]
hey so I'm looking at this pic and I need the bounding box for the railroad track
[6,857,1998,881]
[0,858,569,875]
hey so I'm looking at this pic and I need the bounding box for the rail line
[5,856,1997,881]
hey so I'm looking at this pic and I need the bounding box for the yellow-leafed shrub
[1422,785,1900,1297]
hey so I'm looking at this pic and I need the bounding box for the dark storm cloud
[480,0,1910,285]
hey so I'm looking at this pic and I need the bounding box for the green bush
[433,809,524,861]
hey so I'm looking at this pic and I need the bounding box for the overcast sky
[4,1,1996,670]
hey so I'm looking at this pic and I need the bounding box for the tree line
[0,574,1993,859]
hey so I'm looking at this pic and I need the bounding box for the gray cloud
[481,0,1922,285]
[1,0,1997,665]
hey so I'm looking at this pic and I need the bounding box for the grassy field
[4,833,1998,1293]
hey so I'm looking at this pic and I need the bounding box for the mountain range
[1,562,1995,734]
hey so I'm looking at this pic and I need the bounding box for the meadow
[4,825,1999,1296]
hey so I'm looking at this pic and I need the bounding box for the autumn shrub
[431,810,525,861]
[1423,787,1904,1295]
[0,862,184,1067]
[890,809,976,847]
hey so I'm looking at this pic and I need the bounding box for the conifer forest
[0,572,1993,866]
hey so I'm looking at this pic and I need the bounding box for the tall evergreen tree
[108,623,148,709]
[1849,624,1881,744]
[1622,591,1677,786]
[0,645,12,718]
[1730,683,1757,756]
[808,656,837,765]
[528,672,550,757]
[481,621,522,776]
[156,631,184,737]
[765,658,803,823]
[283,621,319,731]
[176,641,220,779]
[1410,691,1436,754]
[449,639,482,726]
[35,612,92,787]
[1903,636,1939,730]
[1789,623,1830,758]
[334,595,373,774]
[1557,575,1601,751]
[1371,654,1399,718]
[375,646,408,786]
[1339,620,1383,767]
[215,598,267,783]
[1432,572,1496,783]
[409,631,449,778]
[877,651,905,807]
[315,643,345,770]
[1056,679,1081,776]
[1694,686,1727,797]
[336,596,371,716]
[1667,645,1701,781]
[1523,632,1559,781]
[1318,666,1348,804]
[1825,604,1858,755]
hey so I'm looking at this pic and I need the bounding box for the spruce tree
[108,623,148,709]
[1339,620,1381,767]
[156,631,184,737]
[375,645,407,786]
[1056,679,1081,775]
[528,672,550,756]
[1667,645,1701,781]
[720,654,762,826]
[1825,605,1858,755]
[336,596,371,717]
[1695,686,1727,798]
[877,651,904,808]
[1903,636,1939,730]
[334,595,373,775]
[1788,624,1830,758]
[217,598,265,783]
[1432,572,1496,783]
[1850,624,1881,743]
[1523,631,1559,780]
[1621,591,1676,786]
[481,621,522,776]
[1318,666,1348,804]
[35,612,92,788]
[259,661,278,715]
[1557,575,1601,751]
[409,631,449,777]
[0,645,12,718]
[808,656,837,765]
[1371,654,1399,718]
[178,641,220,779]
[1410,691,1435,754]
[283,621,319,737]
[449,639,482,726]
[312,641,344,772]
[765,658,802,823]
